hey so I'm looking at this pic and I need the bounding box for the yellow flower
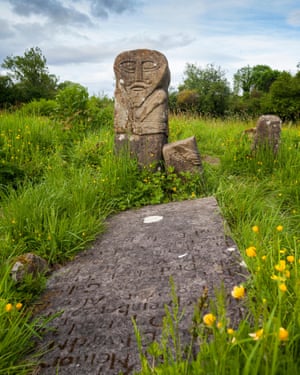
[16,302,23,311]
[279,283,287,292]
[261,255,267,261]
[278,327,289,341]
[275,260,286,272]
[5,303,13,312]
[252,225,259,233]
[217,321,223,329]
[249,328,264,340]
[285,270,291,279]
[191,192,196,198]
[227,328,235,335]
[231,285,245,299]
[271,274,286,281]
[172,186,177,192]
[246,246,257,257]
[276,225,283,232]
[287,255,295,263]
[203,313,216,327]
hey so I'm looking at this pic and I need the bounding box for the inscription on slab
[34,197,246,374]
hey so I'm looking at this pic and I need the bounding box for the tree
[1,47,58,102]
[233,66,253,95]
[179,63,230,116]
[0,75,15,107]
[268,71,300,121]
[234,65,280,96]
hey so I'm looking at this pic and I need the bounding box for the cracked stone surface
[33,197,247,375]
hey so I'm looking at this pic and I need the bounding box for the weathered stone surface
[253,115,282,154]
[163,136,203,174]
[10,253,48,282]
[33,197,247,374]
[114,49,170,168]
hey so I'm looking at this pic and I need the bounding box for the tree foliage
[178,63,230,116]
[1,47,57,103]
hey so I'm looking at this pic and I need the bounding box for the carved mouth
[129,83,148,91]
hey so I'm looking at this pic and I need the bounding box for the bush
[19,98,57,117]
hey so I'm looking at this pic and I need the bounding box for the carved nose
[135,62,143,81]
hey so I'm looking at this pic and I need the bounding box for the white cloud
[287,9,300,26]
[0,0,299,96]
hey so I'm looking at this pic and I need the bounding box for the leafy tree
[251,65,281,93]
[1,47,58,102]
[0,75,15,107]
[176,89,199,113]
[234,65,280,96]
[179,63,230,116]
[268,71,300,121]
[233,65,253,95]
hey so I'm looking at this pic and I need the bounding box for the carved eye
[119,61,136,73]
[143,60,158,71]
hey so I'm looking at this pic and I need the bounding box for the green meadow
[1,111,300,374]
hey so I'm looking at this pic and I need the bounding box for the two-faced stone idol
[114,49,170,168]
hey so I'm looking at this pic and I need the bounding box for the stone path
[33,197,247,375]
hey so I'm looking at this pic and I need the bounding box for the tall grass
[0,111,300,373]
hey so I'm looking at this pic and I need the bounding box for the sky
[0,0,299,97]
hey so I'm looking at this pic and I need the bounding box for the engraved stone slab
[34,197,247,374]
[114,49,170,168]
[163,136,203,174]
[253,114,282,154]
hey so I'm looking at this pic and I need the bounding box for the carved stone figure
[252,115,282,154]
[162,136,203,174]
[114,49,170,168]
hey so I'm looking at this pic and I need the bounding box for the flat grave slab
[34,197,247,374]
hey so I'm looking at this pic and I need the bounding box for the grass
[0,111,300,373]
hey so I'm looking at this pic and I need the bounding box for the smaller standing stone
[253,115,282,154]
[162,136,203,174]
[10,253,48,282]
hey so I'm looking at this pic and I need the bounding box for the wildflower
[261,255,267,261]
[217,321,223,329]
[287,255,295,263]
[16,302,23,311]
[285,270,291,279]
[191,192,196,198]
[249,328,264,341]
[172,187,177,192]
[275,260,286,272]
[278,327,289,341]
[246,246,257,257]
[227,328,235,335]
[203,313,216,327]
[231,285,245,299]
[271,275,286,281]
[5,303,13,312]
[279,283,287,292]
[252,225,259,233]
[276,225,283,232]
[280,249,286,254]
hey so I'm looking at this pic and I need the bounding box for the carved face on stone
[114,49,170,106]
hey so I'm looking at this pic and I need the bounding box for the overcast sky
[0,0,299,97]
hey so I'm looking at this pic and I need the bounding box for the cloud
[8,0,142,24]
[287,9,300,26]
[90,0,141,18]
[8,0,92,25]
[0,18,15,39]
